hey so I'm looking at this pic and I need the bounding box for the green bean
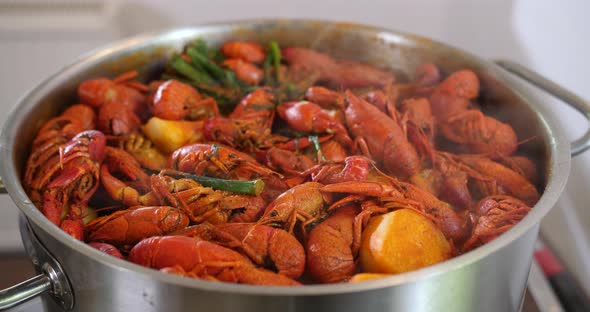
[169,55,214,85]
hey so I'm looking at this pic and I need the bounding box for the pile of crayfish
[23,39,540,286]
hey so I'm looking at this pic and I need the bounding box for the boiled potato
[349,273,391,282]
[360,209,451,274]
[142,117,204,154]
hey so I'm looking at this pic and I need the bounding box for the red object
[534,243,564,277]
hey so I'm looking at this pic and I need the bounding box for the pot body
[21,217,539,312]
[1,20,572,312]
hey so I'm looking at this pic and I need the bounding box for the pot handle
[0,219,74,311]
[494,60,590,157]
[0,268,54,310]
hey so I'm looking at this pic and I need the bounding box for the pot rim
[0,18,571,296]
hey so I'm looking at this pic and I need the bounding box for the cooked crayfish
[78,70,148,135]
[304,86,344,109]
[277,100,353,147]
[176,223,305,279]
[429,69,479,121]
[301,156,371,185]
[24,104,95,202]
[264,147,315,175]
[100,146,151,206]
[400,97,436,161]
[150,80,219,121]
[202,88,280,153]
[458,155,540,206]
[221,41,265,64]
[222,59,264,85]
[497,155,539,185]
[170,143,279,180]
[78,70,146,110]
[306,205,359,283]
[440,110,518,156]
[282,47,396,88]
[88,242,124,259]
[463,195,531,251]
[258,182,331,233]
[41,130,106,240]
[320,139,348,162]
[149,175,267,224]
[128,235,300,286]
[86,206,189,248]
[345,90,420,178]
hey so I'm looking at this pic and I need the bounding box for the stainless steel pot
[1,20,589,312]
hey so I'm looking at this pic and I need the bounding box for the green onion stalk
[308,135,326,162]
[161,170,265,196]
